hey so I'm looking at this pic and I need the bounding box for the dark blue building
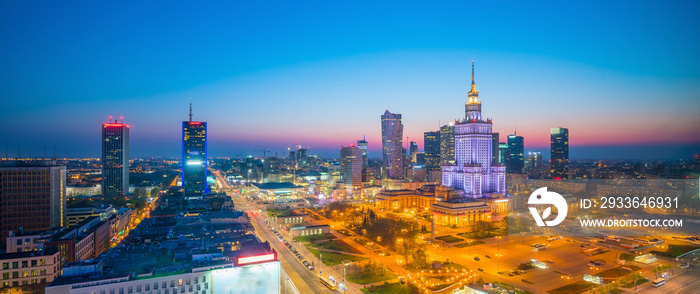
[182,104,208,195]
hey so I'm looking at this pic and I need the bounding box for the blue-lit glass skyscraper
[102,120,129,200]
[182,102,208,195]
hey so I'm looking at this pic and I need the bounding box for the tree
[150,187,161,198]
[411,246,428,269]
[475,221,491,238]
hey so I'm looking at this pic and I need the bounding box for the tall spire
[470,60,477,93]
[471,60,475,85]
[189,98,193,122]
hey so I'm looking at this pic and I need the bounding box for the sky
[1,1,699,160]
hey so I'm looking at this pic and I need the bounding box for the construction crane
[252,149,272,159]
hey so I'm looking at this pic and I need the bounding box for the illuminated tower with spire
[441,62,506,198]
[182,99,208,195]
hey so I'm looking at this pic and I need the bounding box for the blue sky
[1,1,699,159]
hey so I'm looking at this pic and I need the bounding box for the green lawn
[663,245,700,257]
[457,230,507,240]
[621,278,648,288]
[266,208,287,217]
[435,235,463,243]
[348,271,397,284]
[294,233,335,243]
[548,281,594,294]
[351,237,380,250]
[362,283,414,294]
[596,265,641,278]
[620,253,635,261]
[307,248,368,266]
[306,239,363,254]
[454,240,485,248]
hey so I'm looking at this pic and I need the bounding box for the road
[637,267,700,294]
[212,171,337,294]
[249,211,336,294]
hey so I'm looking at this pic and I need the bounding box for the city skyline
[1,1,699,160]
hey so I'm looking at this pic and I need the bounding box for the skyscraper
[524,151,543,168]
[102,120,129,200]
[439,123,455,165]
[507,134,524,174]
[297,148,308,167]
[423,131,440,168]
[0,161,66,247]
[442,62,506,198]
[550,127,570,179]
[498,142,510,164]
[340,145,363,189]
[409,141,418,158]
[183,102,208,195]
[381,110,404,178]
[357,137,368,168]
[491,132,499,165]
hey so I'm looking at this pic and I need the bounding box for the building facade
[357,137,368,168]
[507,134,524,174]
[381,110,404,179]
[423,131,440,169]
[441,62,506,199]
[101,122,129,200]
[0,249,62,294]
[340,146,363,189]
[0,162,66,248]
[550,127,570,179]
[524,152,543,168]
[439,123,455,166]
[182,105,208,196]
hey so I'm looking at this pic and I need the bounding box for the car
[477,268,483,271]
[581,245,586,247]
[308,266,314,271]
[485,255,491,258]
[474,257,480,261]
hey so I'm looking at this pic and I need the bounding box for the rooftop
[252,182,302,190]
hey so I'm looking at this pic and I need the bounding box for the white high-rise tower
[441,62,506,198]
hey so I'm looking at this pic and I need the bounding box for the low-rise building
[273,210,308,225]
[0,248,62,294]
[45,242,280,294]
[431,198,492,228]
[375,185,442,212]
[289,225,330,237]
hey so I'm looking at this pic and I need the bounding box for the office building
[340,145,363,189]
[498,142,510,165]
[491,132,499,165]
[357,137,368,168]
[550,127,570,179]
[442,62,506,198]
[45,244,280,294]
[101,121,129,200]
[182,102,208,195]
[0,161,66,248]
[409,141,418,159]
[507,134,524,174]
[296,148,308,167]
[381,110,404,179]
[0,248,62,294]
[439,123,455,165]
[524,151,543,168]
[423,131,440,168]
[263,157,282,183]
